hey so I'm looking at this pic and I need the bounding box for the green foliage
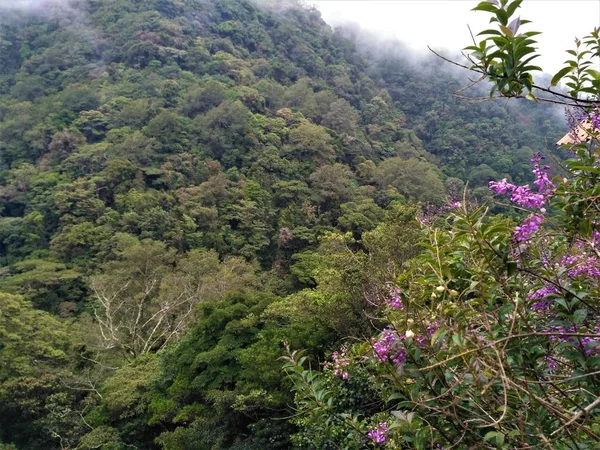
[0,0,570,447]
[0,293,84,449]
[150,292,328,449]
[466,0,541,98]
[284,2,600,449]
[0,293,70,380]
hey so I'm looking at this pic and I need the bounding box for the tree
[322,98,359,135]
[0,293,83,449]
[309,163,357,211]
[74,111,109,143]
[180,80,228,117]
[143,110,191,154]
[288,122,335,164]
[375,157,446,204]
[88,238,177,357]
[88,237,258,358]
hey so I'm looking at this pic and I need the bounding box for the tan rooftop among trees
[557,118,594,145]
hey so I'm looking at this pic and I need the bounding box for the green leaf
[506,0,523,18]
[473,2,499,12]
[477,29,504,37]
[573,309,588,324]
[484,431,498,442]
[525,93,538,102]
[452,332,463,347]
[431,328,448,346]
[551,66,575,86]
[500,25,513,37]
[496,432,505,447]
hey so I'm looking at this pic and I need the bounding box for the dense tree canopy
[0,0,568,448]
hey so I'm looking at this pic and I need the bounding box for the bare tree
[89,239,257,357]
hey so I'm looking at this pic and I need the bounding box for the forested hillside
[0,0,567,448]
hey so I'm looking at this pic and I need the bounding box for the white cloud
[311,0,600,76]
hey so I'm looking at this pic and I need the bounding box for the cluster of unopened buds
[431,285,458,299]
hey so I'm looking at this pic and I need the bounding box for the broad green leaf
[473,2,498,12]
[552,66,576,86]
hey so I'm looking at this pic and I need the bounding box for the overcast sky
[311,1,600,76]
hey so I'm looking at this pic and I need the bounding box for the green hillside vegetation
[0,0,568,448]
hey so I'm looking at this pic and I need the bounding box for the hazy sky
[311,1,600,76]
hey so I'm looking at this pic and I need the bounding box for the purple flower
[489,180,545,208]
[531,301,550,310]
[561,255,578,266]
[541,324,600,355]
[489,154,554,211]
[545,356,557,371]
[513,213,544,242]
[367,422,389,445]
[330,346,350,379]
[373,329,406,366]
[427,321,439,337]
[528,285,560,312]
[528,285,560,301]
[385,287,405,310]
[580,337,600,356]
[531,153,556,196]
[510,185,545,208]
[561,254,600,278]
[593,230,600,247]
[591,108,600,131]
[489,178,515,195]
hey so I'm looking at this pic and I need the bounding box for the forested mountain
[0,0,567,448]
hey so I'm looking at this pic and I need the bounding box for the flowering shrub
[282,2,600,448]
[285,149,600,447]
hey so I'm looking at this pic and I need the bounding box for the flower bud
[405,329,415,339]
[449,289,459,298]
[435,286,445,293]
[431,292,437,299]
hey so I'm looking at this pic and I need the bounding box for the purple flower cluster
[593,230,600,247]
[513,213,544,242]
[372,329,406,366]
[511,185,546,209]
[545,324,577,342]
[527,284,560,300]
[489,154,555,243]
[488,180,544,208]
[528,284,560,310]
[330,346,350,380]
[531,153,556,196]
[426,321,440,337]
[580,335,600,356]
[367,422,389,445]
[591,108,600,131]
[543,324,600,356]
[561,254,600,278]
[385,286,405,310]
